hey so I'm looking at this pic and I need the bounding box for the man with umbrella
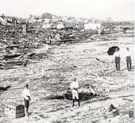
[113,48,121,71]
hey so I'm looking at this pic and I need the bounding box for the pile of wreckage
[0,14,134,69]
[0,15,97,68]
[0,16,50,69]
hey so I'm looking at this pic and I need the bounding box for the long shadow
[83,96,112,105]
[84,94,134,105]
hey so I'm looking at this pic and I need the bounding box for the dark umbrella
[107,46,120,55]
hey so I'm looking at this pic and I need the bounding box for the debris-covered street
[0,0,134,122]
[0,34,134,122]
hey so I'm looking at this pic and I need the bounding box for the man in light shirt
[113,48,120,71]
[23,84,31,117]
[70,78,80,107]
[126,47,132,71]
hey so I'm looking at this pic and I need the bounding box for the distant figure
[23,59,28,67]
[70,78,80,107]
[48,35,52,44]
[23,84,31,117]
[113,48,120,71]
[126,47,132,71]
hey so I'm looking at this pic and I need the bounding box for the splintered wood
[0,36,134,123]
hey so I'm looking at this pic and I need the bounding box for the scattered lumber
[95,58,105,63]
[0,86,11,91]
[3,54,22,60]
[45,86,99,101]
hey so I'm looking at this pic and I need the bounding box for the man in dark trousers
[70,78,80,107]
[126,47,132,71]
[113,48,120,71]
[23,84,31,118]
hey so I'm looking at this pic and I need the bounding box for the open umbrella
[107,46,120,55]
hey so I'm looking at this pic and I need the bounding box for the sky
[0,0,134,21]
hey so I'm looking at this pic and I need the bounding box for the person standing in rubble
[48,35,52,44]
[125,47,132,71]
[23,84,31,118]
[70,78,80,107]
[113,48,120,71]
[23,59,28,67]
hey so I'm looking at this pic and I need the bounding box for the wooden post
[14,19,17,28]
[22,24,27,35]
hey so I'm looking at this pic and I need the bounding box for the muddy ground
[0,36,134,123]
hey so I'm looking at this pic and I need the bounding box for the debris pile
[0,13,134,123]
[45,86,99,101]
[0,13,134,69]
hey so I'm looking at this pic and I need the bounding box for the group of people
[22,78,80,118]
[22,47,132,118]
[113,47,132,71]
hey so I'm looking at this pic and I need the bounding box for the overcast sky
[0,0,134,21]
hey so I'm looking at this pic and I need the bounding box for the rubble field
[0,35,134,123]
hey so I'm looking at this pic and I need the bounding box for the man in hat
[70,78,80,107]
[125,47,132,71]
[113,48,120,71]
[23,84,31,117]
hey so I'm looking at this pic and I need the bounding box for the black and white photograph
[0,0,134,123]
